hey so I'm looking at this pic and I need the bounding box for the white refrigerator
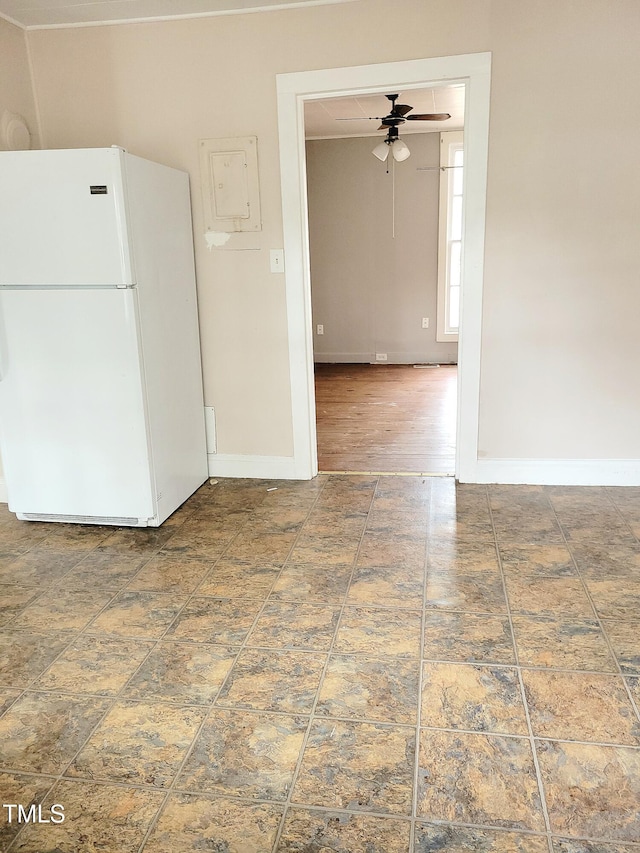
[0,147,208,527]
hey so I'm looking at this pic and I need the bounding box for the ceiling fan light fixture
[372,141,390,161]
[392,139,410,162]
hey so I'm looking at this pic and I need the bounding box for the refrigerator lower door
[0,288,156,525]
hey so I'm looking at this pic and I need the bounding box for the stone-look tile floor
[0,476,639,852]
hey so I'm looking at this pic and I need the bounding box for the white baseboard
[314,353,370,363]
[3,459,636,504]
[208,454,640,486]
[473,458,640,486]
[207,453,302,480]
[314,352,457,364]
[0,459,305,506]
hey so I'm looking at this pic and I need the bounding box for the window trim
[436,130,464,343]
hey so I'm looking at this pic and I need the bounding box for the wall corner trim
[471,458,640,487]
[0,10,25,28]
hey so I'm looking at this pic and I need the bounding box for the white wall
[0,16,40,500]
[18,0,640,480]
[307,134,458,365]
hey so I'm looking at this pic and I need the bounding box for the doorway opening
[276,53,491,482]
[304,88,464,474]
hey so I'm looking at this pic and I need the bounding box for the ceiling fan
[339,93,451,130]
[338,94,451,162]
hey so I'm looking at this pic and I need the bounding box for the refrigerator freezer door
[0,288,155,522]
[0,148,133,287]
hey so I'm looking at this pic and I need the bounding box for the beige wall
[24,0,640,463]
[0,16,39,143]
[0,16,40,487]
[307,134,458,365]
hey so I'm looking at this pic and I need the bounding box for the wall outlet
[421,317,430,329]
[375,353,388,362]
[316,324,324,335]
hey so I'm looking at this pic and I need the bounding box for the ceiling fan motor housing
[385,127,399,144]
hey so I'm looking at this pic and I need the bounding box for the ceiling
[304,86,465,140]
[0,0,355,28]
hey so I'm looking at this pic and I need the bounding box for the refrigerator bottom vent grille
[22,512,139,526]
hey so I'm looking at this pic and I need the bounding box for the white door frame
[276,52,491,481]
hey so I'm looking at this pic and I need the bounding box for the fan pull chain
[392,156,396,239]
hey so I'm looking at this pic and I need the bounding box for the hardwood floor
[314,363,457,474]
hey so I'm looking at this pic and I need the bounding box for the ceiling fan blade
[335,116,386,122]
[394,104,413,117]
[406,113,451,121]
[377,124,388,131]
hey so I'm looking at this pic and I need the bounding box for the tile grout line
[606,487,640,553]
[136,477,370,851]
[3,776,59,852]
[92,491,279,853]
[409,477,434,850]
[132,480,333,853]
[545,491,640,730]
[485,485,555,853]
[600,488,640,720]
[270,476,382,853]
